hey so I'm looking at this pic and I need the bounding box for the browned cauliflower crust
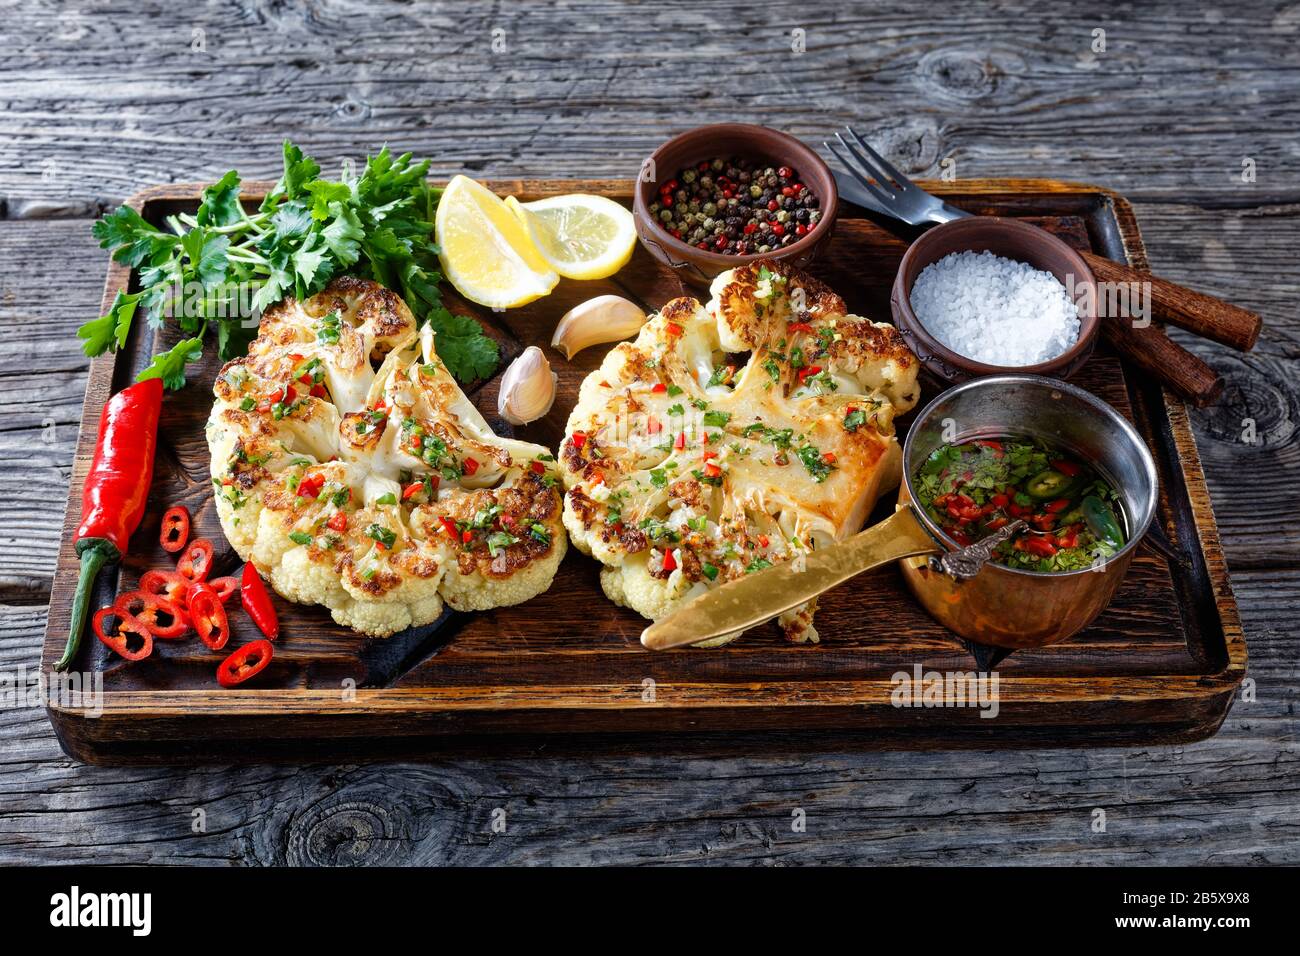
[559,262,918,646]
[206,277,566,636]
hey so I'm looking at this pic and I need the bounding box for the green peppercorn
[659,209,673,223]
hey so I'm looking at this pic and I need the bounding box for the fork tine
[843,126,913,192]
[833,133,897,201]
[824,139,897,208]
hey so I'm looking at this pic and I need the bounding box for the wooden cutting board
[41,178,1246,764]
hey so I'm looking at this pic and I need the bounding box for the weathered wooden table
[1,0,1295,864]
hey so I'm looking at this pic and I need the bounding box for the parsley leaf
[427,308,500,382]
[88,140,499,391]
[77,290,140,356]
[195,170,244,227]
[136,335,205,390]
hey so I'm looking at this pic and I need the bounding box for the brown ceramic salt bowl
[632,123,838,288]
[890,216,1099,384]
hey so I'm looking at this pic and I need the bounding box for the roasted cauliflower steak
[560,262,918,645]
[207,276,566,637]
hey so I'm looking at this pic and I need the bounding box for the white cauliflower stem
[207,277,566,637]
[560,262,919,645]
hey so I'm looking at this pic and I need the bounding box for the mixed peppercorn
[650,157,822,255]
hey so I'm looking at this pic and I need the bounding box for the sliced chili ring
[92,606,154,661]
[113,590,189,640]
[217,639,274,688]
[159,505,191,553]
[177,538,215,582]
[206,576,239,604]
[188,583,230,650]
[138,569,189,604]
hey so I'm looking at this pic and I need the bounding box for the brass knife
[640,508,942,651]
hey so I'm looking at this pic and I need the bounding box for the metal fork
[824,126,970,226]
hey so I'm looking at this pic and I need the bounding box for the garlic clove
[551,295,647,360]
[498,346,559,426]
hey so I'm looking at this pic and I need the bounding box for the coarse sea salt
[910,250,1081,366]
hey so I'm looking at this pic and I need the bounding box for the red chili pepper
[297,472,325,499]
[241,562,279,641]
[139,568,189,604]
[797,364,822,383]
[113,590,188,640]
[58,377,163,671]
[703,462,722,479]
[176,538,215,582]
[674,432,687,451]
[651,382,667,393]
[1019,536,1058,558]
[757,534,770,548]
[327,511,349,533]
[661,549,677,573]
[1045,498,1072,513]
[189,584,230,650]
[974,439,1004,453]
[529,460,546,475]
[310,384,328,399]
[1051,459,1080,477]
[787,322,814,334]
[571,432,588,451]
[646,415,662,435]
[207,576,239,604]
[440,516,459,539]
[664,322,684,338]
[216,640,274,688]
[159,505,190,553]
[401,481,424,501]
[93,606,154,661]
[462,457,479,476]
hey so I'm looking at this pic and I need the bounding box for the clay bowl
[890,216,1099,384]
[632,123,838,288]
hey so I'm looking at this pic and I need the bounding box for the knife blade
[640,509,940,651]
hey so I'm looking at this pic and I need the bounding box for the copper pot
[896,374,1159,648]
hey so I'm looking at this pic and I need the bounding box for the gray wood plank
[0,0,1295,866]
[3,1,1300,215]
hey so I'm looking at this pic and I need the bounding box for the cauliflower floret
[207,277,567,637]
[560,261,918,646]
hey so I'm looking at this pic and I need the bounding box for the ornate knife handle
[927,519,1027,581]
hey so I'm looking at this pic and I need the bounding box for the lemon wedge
[506,194,636,281]
[435,175,559,309]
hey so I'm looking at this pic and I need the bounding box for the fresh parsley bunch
[80,141,498,388]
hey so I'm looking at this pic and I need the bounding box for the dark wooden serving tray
[43,179,1246,763]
